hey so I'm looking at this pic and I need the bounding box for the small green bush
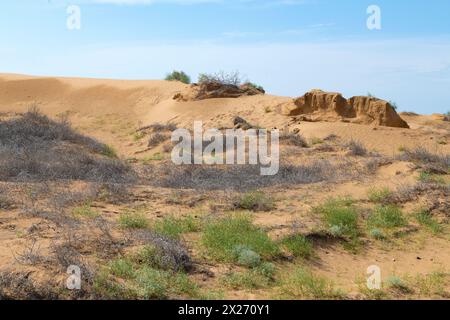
[165,70,191,84]
[233,246,261,268]
[102,145,118,158]
[72,203,99,218]
[153,215,201,239]
[109,258,135,279]
[281,268,343,299]
[315,198,359,238]
[280,234,313,259]
[135,267,171,299]
[415,210,443,234]
[233,191,275,212]
[368,187,392,203]
[119,212,149,229]
[243,82,265,93]
[368,205,406,229]
[202,214,279,262]
[369,228,386,240]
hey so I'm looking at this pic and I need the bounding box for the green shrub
[222,262,275,290]
[222,270,270,289]
[165,70,191,84]
[281,268,344,299]
[135,267,171,299]
[369,228,386,240]
[202,214,279,262]
[93,271,139,299]
[418,171,446,184]
[280,234,313,259]
[119,212,149,229]
[415,210,443,234]
[72,203,99,218]
[102,144,118,158]
[315,198,359,238]
[368,205,406,229]
[233,191,275,212]
[109,258,135,279]
[243,82,265,93]
[385,275,410,293]
[153,215,201,239]
[233,246,261,268]
[368,187,392,203]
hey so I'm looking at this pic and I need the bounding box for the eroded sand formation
[282,89,409,128]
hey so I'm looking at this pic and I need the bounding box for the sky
[0,0,450,114]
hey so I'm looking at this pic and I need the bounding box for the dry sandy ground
[0,73,448,300]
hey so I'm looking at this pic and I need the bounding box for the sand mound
[431,113,449,122]
[282,89,409,128]
[174,82,264,101]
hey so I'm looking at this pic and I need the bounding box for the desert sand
[0,74,448,300]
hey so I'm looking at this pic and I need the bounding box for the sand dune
[0,74,448,157]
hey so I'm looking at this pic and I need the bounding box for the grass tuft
[119,212,149,229]
[281,268,344,299]
[202,214,279,262]
[367,205,407,229]
[280,234,313,259]
[233,191,275,212]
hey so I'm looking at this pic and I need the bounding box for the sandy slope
[0,74,449,299]
[1,73,448,158]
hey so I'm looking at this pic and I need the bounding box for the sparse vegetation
[280,132,308,147]
[418,171,446,184]
[368,187,393,203]
[415,210,443,234]
[153,215,201,239]
[202,214,279,262]
[280,234,313,259]
[399,147,450,173]
[0,108,134,183]
[315,198,359,239]
[222,264,275,289]
[367,205,406,229]
[72,203,99,219]
[281,268,344,299]
[233,191,275,212]
[165,70,191,84]
[119,212,149,229]
[148,133,168,148]
[242,82,265,93]
[198,71,241,86]
[346,140,367,156]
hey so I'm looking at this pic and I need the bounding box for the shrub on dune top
[165,71,191,84]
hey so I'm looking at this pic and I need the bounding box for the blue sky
[1,0,450,114]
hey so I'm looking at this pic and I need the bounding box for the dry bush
[128,229,193,272]
[399,147,450,173]
[198,71,242,86]
[0,109,135,183]
[141,160,348,191]
[280,133,308,147]
[13,239,47,266]
[346,140,367,156]
[148,133,169,148]
[0,271,59,300]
